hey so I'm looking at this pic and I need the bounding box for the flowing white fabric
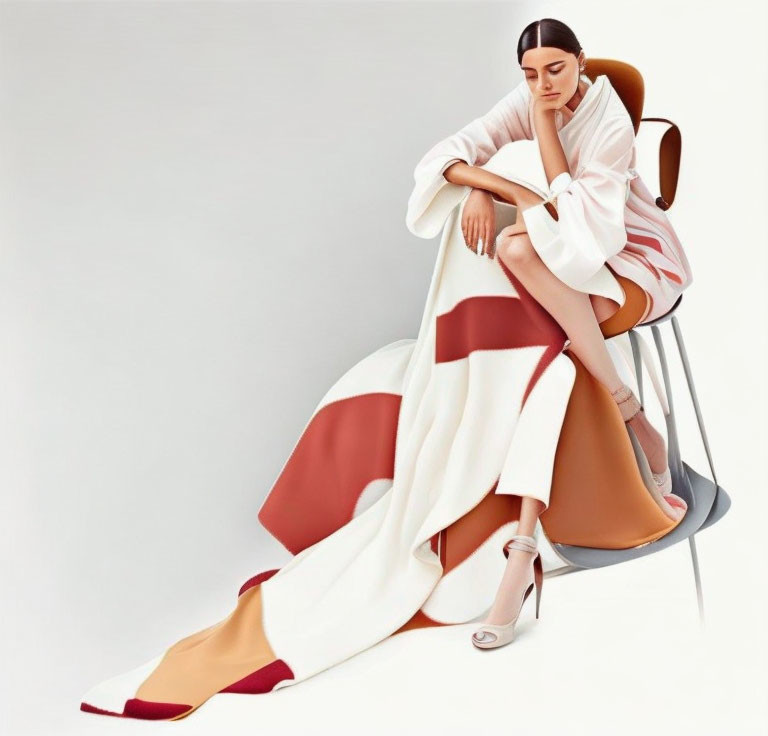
[258,143,578,687]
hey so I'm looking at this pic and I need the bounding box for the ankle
[611,383,642,422]
[610,382,631,402]
[504,534,537,556]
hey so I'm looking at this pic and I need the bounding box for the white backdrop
[1,1,766,734]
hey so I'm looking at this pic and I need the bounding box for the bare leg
[483,496,544,626]
[479,232,669,628]
[497,232,667,475]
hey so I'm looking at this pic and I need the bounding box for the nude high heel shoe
[471,534,543,650]
[611,383,687,521]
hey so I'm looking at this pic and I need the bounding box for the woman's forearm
[443,161,544,209]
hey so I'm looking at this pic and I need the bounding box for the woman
[405,17,692,646]
[79,18,693,721]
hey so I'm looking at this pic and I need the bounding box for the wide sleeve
[405,81,533,239]
[520,114,639,291]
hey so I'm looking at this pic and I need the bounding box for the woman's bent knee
[590,293,622,324]
[498,233,536,268]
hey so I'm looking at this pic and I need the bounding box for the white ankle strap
[505,534,537,553]
[612,330,670,416]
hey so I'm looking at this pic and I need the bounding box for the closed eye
[526,67,564,80]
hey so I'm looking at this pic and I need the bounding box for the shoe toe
[473,630,497,643]
[665,493,687,511]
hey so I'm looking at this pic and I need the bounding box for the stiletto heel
[471,533,542,650]
[533,549,543,619]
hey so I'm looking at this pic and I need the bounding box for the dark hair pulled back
[517,18,582,65]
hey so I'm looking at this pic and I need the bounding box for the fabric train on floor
[80,141,685,721]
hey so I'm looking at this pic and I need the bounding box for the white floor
[7,529,765,736]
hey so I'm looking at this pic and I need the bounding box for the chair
[544,59,731,624]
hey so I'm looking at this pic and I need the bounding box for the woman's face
[520,46,585,107]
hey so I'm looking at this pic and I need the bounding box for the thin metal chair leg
[670,314,719,488]
[650,325,683,483]
[688,534,705,626]
[669,314,717,627]
[650,323,705,624]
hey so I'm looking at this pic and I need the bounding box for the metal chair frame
[541,112,731,625]
[547,296,730,624]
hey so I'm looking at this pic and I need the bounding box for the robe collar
[555,74,606,132]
